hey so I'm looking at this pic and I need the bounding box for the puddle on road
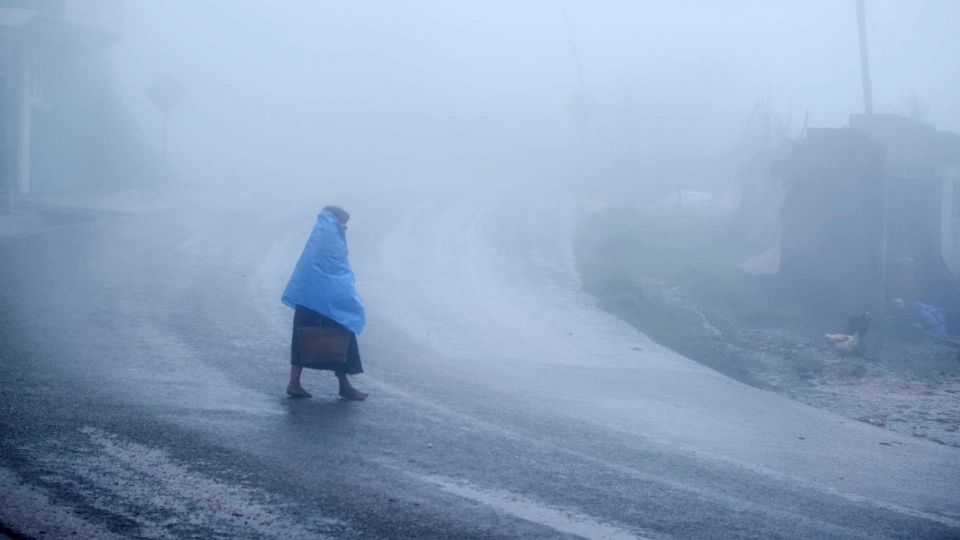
[411,472,645,540]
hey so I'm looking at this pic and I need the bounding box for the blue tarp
[281,210,365,334]
[913,301,946,337]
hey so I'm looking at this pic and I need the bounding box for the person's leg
[287,366,312,398]
[336,372,367,401]
[336,332,366,400]
[287,306,312,398]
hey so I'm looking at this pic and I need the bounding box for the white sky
[108,1,960,186]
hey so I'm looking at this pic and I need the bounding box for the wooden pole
[856,0,874,115]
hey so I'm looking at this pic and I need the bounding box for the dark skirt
[290,305,363,375]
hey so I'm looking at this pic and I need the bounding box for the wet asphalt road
[1,185,959,539]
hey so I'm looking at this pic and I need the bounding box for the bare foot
[286,386,312,398]
[339,387,368,401]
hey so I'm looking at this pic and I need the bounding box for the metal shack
[775,114,960,332]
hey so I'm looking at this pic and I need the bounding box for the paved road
[1,185,959,539]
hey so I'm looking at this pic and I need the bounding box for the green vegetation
[576,206,800,321]
[574,205,804,383]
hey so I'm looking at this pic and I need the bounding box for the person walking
[282,205,367,400]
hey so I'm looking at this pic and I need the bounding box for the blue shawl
[281,210,366,334]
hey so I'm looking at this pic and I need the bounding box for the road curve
[1,184,958,539]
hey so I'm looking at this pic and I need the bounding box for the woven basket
[297,326,350,366]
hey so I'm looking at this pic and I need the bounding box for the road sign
[147,74,185,113]
[146,74,185,164]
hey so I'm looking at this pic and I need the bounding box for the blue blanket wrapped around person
[282,209,366,334]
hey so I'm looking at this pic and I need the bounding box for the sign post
[146,74,185,164]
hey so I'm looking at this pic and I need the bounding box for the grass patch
[577,206,800,323]
[794,352,825,378]
[575,205,805,382]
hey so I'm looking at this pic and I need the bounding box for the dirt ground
[631,281,960,448]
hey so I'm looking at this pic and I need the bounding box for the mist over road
[1,185,958,539]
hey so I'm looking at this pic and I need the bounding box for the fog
[107,1,960,192]
[5,2,960,536]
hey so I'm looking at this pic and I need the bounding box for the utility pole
[562,7,591,145]
[857,0,884,311]
[856,0,874,115]
[561,7,586,97]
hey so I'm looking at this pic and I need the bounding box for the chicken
[825,333,859,355]
[826,312,871,357]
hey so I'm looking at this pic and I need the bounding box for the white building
[0,0,122,196]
